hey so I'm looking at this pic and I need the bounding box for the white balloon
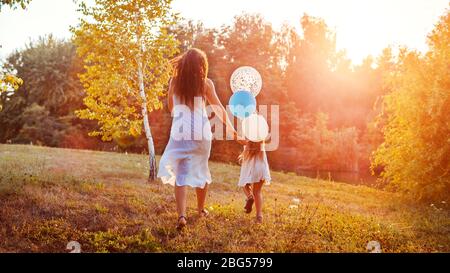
[230,66,262,96]
[241,114,269,142]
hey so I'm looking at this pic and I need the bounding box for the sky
[0,0,448,64]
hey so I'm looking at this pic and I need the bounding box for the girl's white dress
[157,95,212,188]
[238,151,271,187]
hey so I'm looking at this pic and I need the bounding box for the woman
[158,48,242,230]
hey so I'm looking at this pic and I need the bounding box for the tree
[72,0,179,181]
[286,14,339,113]
[0,0,30,103]
[372,11,450,202]
[170,19,204,53]
[13,103,66,146]
[0,72,22,111]
[0,36,87,147]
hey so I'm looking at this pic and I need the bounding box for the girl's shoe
[176,216,187,230]
[244,197,254,213]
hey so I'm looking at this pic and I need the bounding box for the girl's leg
[252,180,264,222]
[243,184,253,199]
[175,185,188,225]
[243,184,254,213]
[196,183,208,215]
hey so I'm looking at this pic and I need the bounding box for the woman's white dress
[157,95,212,188]
[238,152,271,187]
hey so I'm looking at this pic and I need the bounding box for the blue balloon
[229,90,256,119]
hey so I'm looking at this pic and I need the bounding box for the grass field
[0,144,449,253]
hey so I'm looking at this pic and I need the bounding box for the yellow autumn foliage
[72,0,179,142]
[372,11,450,202]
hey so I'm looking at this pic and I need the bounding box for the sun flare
[172,0,449,63]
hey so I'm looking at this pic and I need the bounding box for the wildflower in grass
[292,198,301,204]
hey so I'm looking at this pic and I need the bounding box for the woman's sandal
[199,209,209,218]
[176,216,187,230]
[256,215,263,223]
[244,197,254,214]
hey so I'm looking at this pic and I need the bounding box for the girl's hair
[171,48,209,109]
[239,141,264,163]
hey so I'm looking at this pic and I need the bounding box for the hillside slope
[0,144,448,252]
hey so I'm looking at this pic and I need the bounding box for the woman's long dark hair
[171,48,208,109]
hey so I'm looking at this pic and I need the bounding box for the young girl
[238,141,271,223]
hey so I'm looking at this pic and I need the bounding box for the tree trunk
[134,7,157,182]
[137,57,157,182]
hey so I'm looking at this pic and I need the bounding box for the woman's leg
[252,180,264,222]
[196,183,208,214]
[175,185,188,218]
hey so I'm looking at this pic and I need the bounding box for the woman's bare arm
[205,79,240,140]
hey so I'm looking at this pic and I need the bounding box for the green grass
[0,144,449,253]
